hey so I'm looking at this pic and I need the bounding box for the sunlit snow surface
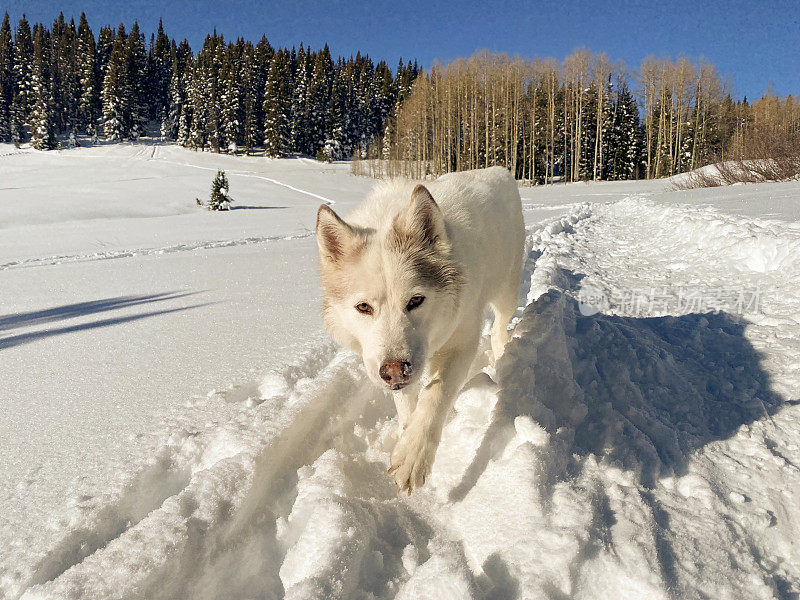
[1,142,799,599]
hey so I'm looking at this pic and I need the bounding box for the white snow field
[1,143,799,599]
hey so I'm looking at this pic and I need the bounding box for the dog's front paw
[389,422,439,494]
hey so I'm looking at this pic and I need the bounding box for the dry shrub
[674,127,800,189]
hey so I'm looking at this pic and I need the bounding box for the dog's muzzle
[379,360,412,389]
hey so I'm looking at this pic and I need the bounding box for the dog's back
[430,166,524,301]
[436,167,525,359]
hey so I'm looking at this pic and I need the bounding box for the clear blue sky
[5,0,798,99]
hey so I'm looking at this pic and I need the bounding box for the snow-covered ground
[1,143,799,599]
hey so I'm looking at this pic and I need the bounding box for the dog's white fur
[316,166,525,493]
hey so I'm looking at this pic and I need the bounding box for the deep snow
[1,143,799,599]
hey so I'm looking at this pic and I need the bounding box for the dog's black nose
[379,361,412,388]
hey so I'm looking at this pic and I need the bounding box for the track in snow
[0,232,314,271]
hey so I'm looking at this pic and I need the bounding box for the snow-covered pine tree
[306,45,332,156]
[97,25,114,76]
[175,73,191,145]
[76,13,99,135]
[48,16,63,129]
[0,80,8,142]
[0,95,9,144]
[289,44,309,154]
[208,169,232,210]
[163,55,182,140]
[148,19,171,123]
[262,48,291,157]
[187,56,206,149]
[9,92,25,143]
[318,137,340,162]
[192,32,225,152]
[352,54,374,155]
[240,42,259,154]
[620,85,645,179]
[596,79,615,180]
[380,117,393,162]
[48,13,79,135]
[12,16,33,140]
[395,59,416,105]
[357,55,380,156]
[0,13,12,141]
[600,97,617,178]
[604,82,644,180]
[325,63,349,159]
[220,41,244,153]
[372,60,394,145]
[171,39,193,145]
[248,35,274,149]
[101,24,128,140]
[124,22,148,139]
[65,18,82,135]
[209,36,225,152]
[29,24,56,150]
[343,56,368,156]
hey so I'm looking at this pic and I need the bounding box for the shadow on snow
[453,287,782,501]
[0,292,210,350]
[449,267,786,596]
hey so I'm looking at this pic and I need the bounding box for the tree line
[366,50,799,182]
[0,12,420,157]
[1,15,796,183]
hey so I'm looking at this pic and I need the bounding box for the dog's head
[316,184,463,390]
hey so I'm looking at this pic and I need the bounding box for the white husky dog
[316,166,525,493]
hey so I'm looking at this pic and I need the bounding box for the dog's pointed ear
[316,204,355,263]
[395,184,447,246]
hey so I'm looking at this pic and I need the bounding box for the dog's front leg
[392,382,420,437]
[389,341,477,493]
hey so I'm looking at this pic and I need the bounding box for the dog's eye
[406,295,425,311]
[355,302,374,315]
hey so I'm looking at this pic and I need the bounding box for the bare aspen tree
[563,49,591,181]
[527,59,542,184]
[640,57,658,178]
[542,58,558,183]
[671,58,694,174]
[592,52,612,180]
